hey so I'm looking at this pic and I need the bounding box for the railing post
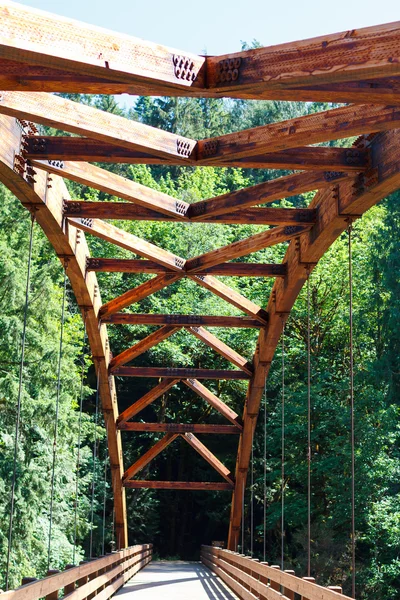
[270,565,280,591]
[284,569,295,600]
[301,576,316,600]
[77,561,89,600]
[328,586,343,594]
[64,564,76,595]
[21,577,38,586]
[45,570,60,600]
[259,562,269,588]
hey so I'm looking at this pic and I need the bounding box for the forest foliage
[0,90,399,599]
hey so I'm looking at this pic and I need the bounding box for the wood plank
[0,2,205,91]
[198,104,400,161]
[189,171,347,219]
[182,432,234,484]
[117,379,180,425]
[186,326,253,375]
[34,161,189,219]
[0,91,196,161]
[87,258,286,277]
[99,274,182,320]
[103,313,263,328]
[123,433,179,480]
[109,326,180,371]
[118,423,241,433]
[124,481,234,490]
[191,275,269,323]
[186,225,310,272]
[206,22,400,92]
[183,379,241,428]
[68,218,185,271]
[64,201,317,225]
[112,367,251,380]
[25,137,369,171]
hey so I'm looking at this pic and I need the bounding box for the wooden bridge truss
[0,0,399,553]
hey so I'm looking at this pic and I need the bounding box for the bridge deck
[116,561,237,599]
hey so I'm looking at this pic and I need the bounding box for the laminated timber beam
[25,137,369,171]
[117,379,180,426]
[227,129,400,551]
[123,433,179,481]
[0,113,128,549]
[0,91,197,162]
[64,201,318,226]
[103,314,263,328]
[109,326,181,372]
[182,432,234,485]
[123,481,233,490]
[183,379,242,428]
[197,104,400,162]
[118,423,241,434]
[112,367,251,380]
[87,258,287,278]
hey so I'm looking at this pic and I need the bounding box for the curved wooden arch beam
[0,113,128,549]
[227,129,400,550]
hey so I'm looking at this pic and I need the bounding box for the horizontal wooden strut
[123,481,234,490]
[100,314,263,328]
[118,423,241,433]
[112,367,251,379]
[25,137,369,171]
[87,258,286,278]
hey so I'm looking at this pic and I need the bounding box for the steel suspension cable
[48,266,68,571]
[72,313,87,565]
[348,222,356,598]
[5,214,35,591]
[241,479,245,553]
[263,377,267,563]
[281,317,286,571]
[89,366,100,559]
[250,439,254,558]
[102,420,108,556]
[307,270,312,577]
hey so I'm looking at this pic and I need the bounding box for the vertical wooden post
[259,562,269,587]
[301,576,316,600]
[270,565,280,591]
[45,570,60,600]
[64,565,76,595]
[21,578,38,586]
[77,561,89,600]
[328,586,343,594]
[283,570,295,600]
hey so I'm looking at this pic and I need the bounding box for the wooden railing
[201,545,352,600]
[2,545,152,600]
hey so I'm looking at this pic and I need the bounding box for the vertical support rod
[263,377,267,563]
[281,317,285,571]
[307,271,311,577]
[348,223,356,598]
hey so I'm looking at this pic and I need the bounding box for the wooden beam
[189,171,347,219]
[118,423,241,433]
[109,326,180,371]
[68,218,185,271]
[182,432,234,484]
[206,23,400,93]
[190,275,268,324]
[184,379,241,428]
[25,137,369,171]
[103,313,263,328]
[197,104,400,161]
[34,160,189,219]
[64,200,317,225]
[87,258,287,278]
[0,91,197,161]
[123,481,233,490]
[186,326,253,375]
[186,225,310,272]
[112,367,251,379]
[0,3,205,92]
[117,379,179,425]
[123,433,179,480]
[99,274,181,320]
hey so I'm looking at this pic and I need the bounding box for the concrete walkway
[116,561,238,599]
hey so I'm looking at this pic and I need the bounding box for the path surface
[116,561,238,599]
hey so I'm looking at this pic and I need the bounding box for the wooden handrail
[2,545,152,600]
[200,546,348,600]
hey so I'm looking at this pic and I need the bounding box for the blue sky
[16,0,399,56]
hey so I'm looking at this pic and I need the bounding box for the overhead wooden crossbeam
[109,326,180,371]
[87,258,287,278]
[123,481,233,490]
[182,432,234,485]
[117,379,180,426]
[118,423,241,434]
[64,201,318,226]
[123,433,179,481]
[197,104,400,162]
[0,91,197,162]
[25,137,369,171]
[112,367,251,380]
[184,379,242,428]
[102,313,264,328]
[185,326,253,375]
